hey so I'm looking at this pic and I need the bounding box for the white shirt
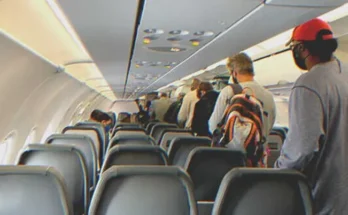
[177,90,199,128]
[208,81,276,139]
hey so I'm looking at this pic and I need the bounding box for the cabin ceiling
[55,0,346,99]
[1,0,347,100]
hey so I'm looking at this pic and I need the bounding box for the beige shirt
[177,90,199,128]
[150,97,172,121]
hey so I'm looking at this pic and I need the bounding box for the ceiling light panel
[0,0,90,65]
[0,0,116,100]
[127,0,263,96]
[143,5,335,93]
[56,0,139,95]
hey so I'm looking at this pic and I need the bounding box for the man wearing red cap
[275,18,348,214]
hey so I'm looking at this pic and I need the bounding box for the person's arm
[275,87,325,170]
[177,94,190,125]
[208,87,231,133]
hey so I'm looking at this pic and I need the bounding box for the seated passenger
[149,92,172,122]
[118,112,131,123]
[274,18,348,214]
[164,92,185,124]
[191,82,219,137]
[177,78,201,128]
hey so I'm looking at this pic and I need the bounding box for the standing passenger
[149,93,172,122]
[275,18,348,215]
[191,82,219,137]
[177,78,201,128]
[209,53,276,142]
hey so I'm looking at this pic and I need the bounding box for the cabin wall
[0,32,111,164]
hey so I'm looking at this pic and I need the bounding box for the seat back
[168,137,211,166]
[115,122,141,129]
[74,123,107,156]
[46,134,98,188]
[185,147,246,201]
[160,132,193,150]
[146,121,159,134]
[112,127,146,137]
[89,166,197,215]
[101,145,168,172]
[63,126,103,165]
[150,123,178,143]
[157,128,192,146]
[267,133,284,167]
[18,144,88,215]
[108,133,154,150]
[0,166,73,215]
[212,168,313,215]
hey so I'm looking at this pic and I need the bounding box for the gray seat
[160,131,193,150]
[167,136,211,166]
[89,166,197,215]
[18,144,89,215]
[0,166,73,215]
[115,123,142,129]
[157,128,192,146]
[45,134,98,189]
[212,168,313,215]
[197,202,214,215]
[150,123,178,143]
[71,123,107,158]
[146,121,159,134]
[112,127,146,137]
[63,126,103,166]
[108,133,155,151]
[101,145,168,173]
[267,133,284,167]
[184,147,246,201]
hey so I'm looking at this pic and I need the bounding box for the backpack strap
[230,84,243,95]
[218,84,243,127]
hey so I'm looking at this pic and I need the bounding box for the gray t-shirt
[275,59,348,214]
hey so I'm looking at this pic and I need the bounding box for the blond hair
[226,52,254,75]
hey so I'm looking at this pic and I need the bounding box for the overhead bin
[146,4,337,91]
[265,0,346,7]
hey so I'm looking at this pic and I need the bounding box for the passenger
[274,18,348,215]
[117,112,131,123]
[209,53,276,144]
[191,82,219,137]
[164,92,185,124]
[88,109,113,137]
[135,99,149,125]
[177,78,201,128]
[149,92,172,122]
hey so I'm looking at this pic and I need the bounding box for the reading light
[191,41,200,46]
[143,37,151,44]
[170,47,181,52]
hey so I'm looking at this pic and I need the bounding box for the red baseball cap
[286,18,334,46]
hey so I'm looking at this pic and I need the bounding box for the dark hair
[197,82,213,98]
[90,109,111,122]
[303,30,338,62]
[160,92,168,97]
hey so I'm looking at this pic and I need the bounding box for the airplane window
[40,123,55,143]
[24,127,37,147]
[0,131,17,164]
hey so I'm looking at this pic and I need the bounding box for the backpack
[164,101,182,124]
[211,84,267,167]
